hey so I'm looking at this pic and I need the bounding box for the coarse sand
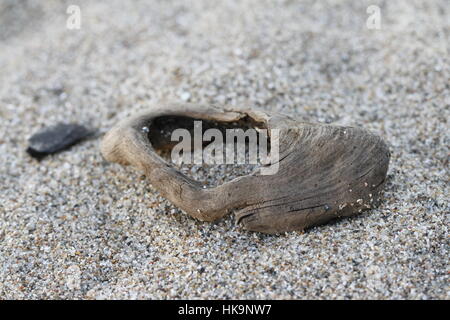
[0,0,448,299]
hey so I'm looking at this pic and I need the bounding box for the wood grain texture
[101,103,390,234]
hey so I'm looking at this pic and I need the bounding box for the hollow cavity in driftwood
[100,103,390,234]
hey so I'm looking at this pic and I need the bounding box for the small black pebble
[267,267,276,275]
[27,123,91,160]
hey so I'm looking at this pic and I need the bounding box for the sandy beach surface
[0,0,448,299]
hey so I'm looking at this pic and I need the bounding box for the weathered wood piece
[101,103,390,234]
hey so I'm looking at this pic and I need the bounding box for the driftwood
[101,103,390,234]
